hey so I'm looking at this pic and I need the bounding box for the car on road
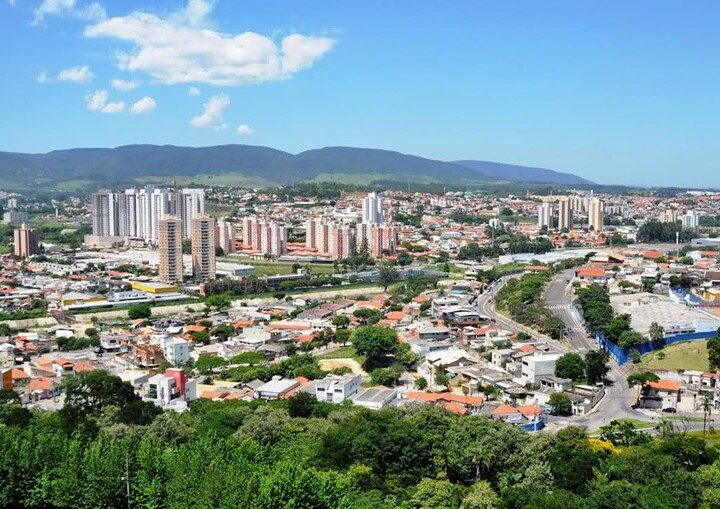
[567,328,574,334]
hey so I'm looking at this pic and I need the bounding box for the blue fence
[596,330,718,365]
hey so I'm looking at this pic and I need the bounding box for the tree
[211,323,235,341]
[708,334,720,370]
[230,351,266,365]
[205,293,232,311]
[555,353,585,380]
[584,350,610,384]
[128,303,152,320]
[409,478,462,509]
[0,388,20,404]
[287,392,317,418]
[701,393,713,436]
[61,370,138,415]
[649,322,665,342]
[460,480,498,509]
[332,314,350,329]
[396,251,413,267]
[378,264,399,290]
[599,419,650,446]
[618,330,647,349]
[549,392,572,415]
[415,377,428,390]
[351,326,399,369]
[195,354,228,373]
[370,364,404,387]
[434,364,451,388]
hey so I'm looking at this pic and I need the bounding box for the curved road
[477,270,651,430]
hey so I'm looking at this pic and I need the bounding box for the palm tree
[701,394,713,436]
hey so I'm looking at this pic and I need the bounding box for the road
[475,274,571,353]
[478,270,653,430]
[541,268,655,429]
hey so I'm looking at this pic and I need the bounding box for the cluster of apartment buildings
[89,187,205,244]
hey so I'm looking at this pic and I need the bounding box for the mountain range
[0,144,594,188]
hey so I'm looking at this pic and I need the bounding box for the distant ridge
[453,160,594,185]
[0,144,594,187]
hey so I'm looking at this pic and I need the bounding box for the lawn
[316,346,366,365]
[221,258,337,276]
[639,340,709,372]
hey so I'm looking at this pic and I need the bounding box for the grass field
[317,346,366,365]
[639,340,709,372]
[221,258,337,276]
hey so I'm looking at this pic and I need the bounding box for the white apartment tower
[537,202,554,229]
[362,192,385,224]
[557,197,572,230]
[588,198,605,232]
[91,190,118,237]
[90,187,204,244]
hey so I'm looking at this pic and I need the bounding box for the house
[314,373,361,403]
[490,402,544,431]
[254,376,300,400]
[132,344,164,368]
[405,391,484,415]
[418,348,475,386]
[520,353,562,385]
[643,379,681,411]
[144,368,197,410]
[353,387,397,410]
[160,336,190,366]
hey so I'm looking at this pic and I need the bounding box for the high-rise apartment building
[216,219,236,254]
[362,192,385,224]
[241,216,287,257]
[191,215,216,281]
[588,198,605,232]
[557,197,573,230]
[537,202,554,229]
[659,209,678,224]
[158,216,184,284]
[681,210,700,230]
[90,187,204,244]
[91,190,118,237]
[13,224,40,258]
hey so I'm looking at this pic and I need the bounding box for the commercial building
[191,215,216,281]
[158,216,183,284]
[13,224,40,258]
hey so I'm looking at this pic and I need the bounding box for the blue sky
[1,0,718,187]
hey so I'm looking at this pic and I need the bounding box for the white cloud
[236,124,254,135]
[131,96,157,114]
[173,0,213,27]
[111,78,137,91]
[188,86,201,96]
[190,93,229,129]
[57,64,94,83]
[101,101,125,114]
[33,0,106,25]
[85,89,108,111]
[35,71,50,83]
[84,1,335,86]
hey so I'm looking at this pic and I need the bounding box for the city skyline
[2,0,720,187]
